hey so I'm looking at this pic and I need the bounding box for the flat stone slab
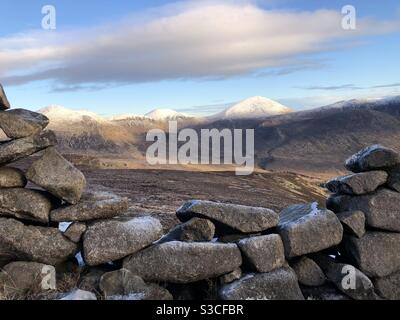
[219,267,304,300]
[63,222,87,243]
[238,234,285,273]
[277,203,343,258]
[27,147,86,204]
[0,130,57,165]
[343,232,400,277]
[0,109,49,139]
[291,256,326,287]
[0,84,10,110]
[0,188,53,223]
[83,217,163,266]
[345,144,400,173]
[327,188,400,232]
[51,190,129,222]
[0,218,78,266]
[0,167,27,188]
[123,241,242,283]
[326,171,387,195]
[176,200,279,234]
[336,211,365,238]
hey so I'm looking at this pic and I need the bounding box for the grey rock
[314,254,377,300]
[219,267,304,300]
[0,84,10,110]
[0,261,56,297]
[238,234,285,273]
[83,217,163,266]
[387,165,400,192]
[78,266,113,293]
[176,200,278,234]
[219,268,242,285]
[61,289,97,300]
[300,284,350,300]
[0,218,78,266]
[123,241,242,284]
[0,167,27,188]
[336,211,365,238]
[327,189,400,232]
[343,232,400,277]
[63,222,87,243]
[291,256,326,287]
[326,171,387,195]
[99,269,172,300]
[345,144,400,173]
[0,130,57,165]
[51,190,129,222]
[0,188,53,223]
[26,147,86,204]
[277,203,343,258]
[374,271,400,300]
[0,109,49,139]
[217,233,262,243]
[158,218,215,244]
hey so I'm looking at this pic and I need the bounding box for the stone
[291,256,326,287]
[219,267,304,300]
[60,289,97,300]
[0,130,57,165]
[26,147,86,204]
[176,200,278,234]
[0,84,10,110]
[343,232,400,278]
[63,222,87,243]
[99,269,173,300]
[238,234,285,273]
[51,190,129,222]
[277,203,343,258]
[219,268,242,285]
[158,218,215,244]
[314,254,377,300]
[327,189,400,232]
[300,284,350,300]
[78,266,114,293]
[0,261,56,297]
[0,167,27,188]
[0,218,78,266]
[0,109,49,139]
[123,241,242,284]
[374,272,400,300]
[345,144,400,173]
[336,211,365,238]
[83,217,163,266]
[326,171,387,195]
[387,165,400,192]
[0,188,53,223]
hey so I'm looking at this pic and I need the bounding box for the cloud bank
[1,1,399,91]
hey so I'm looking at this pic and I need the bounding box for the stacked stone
[325,145,400,300]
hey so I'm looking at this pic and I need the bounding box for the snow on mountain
[213,96,293,120]
[145,109,190,121]
[39,105,106,123]
[320,95,400,110]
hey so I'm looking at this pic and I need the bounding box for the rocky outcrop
[0,109,49,139]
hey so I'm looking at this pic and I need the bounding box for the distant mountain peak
[215,96,293,120]
[145,108,190,121]
[39,105,105,122]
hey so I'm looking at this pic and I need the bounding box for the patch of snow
[39,105,106,123]
[75,252,85,267]
[58,222,72,232]
[107,293,146,300]
[213,96,292,120]
[145,109,190,121]
[60,289,97,300]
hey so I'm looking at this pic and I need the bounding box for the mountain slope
[213,96,292,120]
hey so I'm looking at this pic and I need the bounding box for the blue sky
[1,0,400,116]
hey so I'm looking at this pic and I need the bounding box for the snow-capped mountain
[39,105,106,123]
[145,109,190,121]
[213,96,293,120]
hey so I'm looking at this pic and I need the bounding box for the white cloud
[1,1,399,90]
